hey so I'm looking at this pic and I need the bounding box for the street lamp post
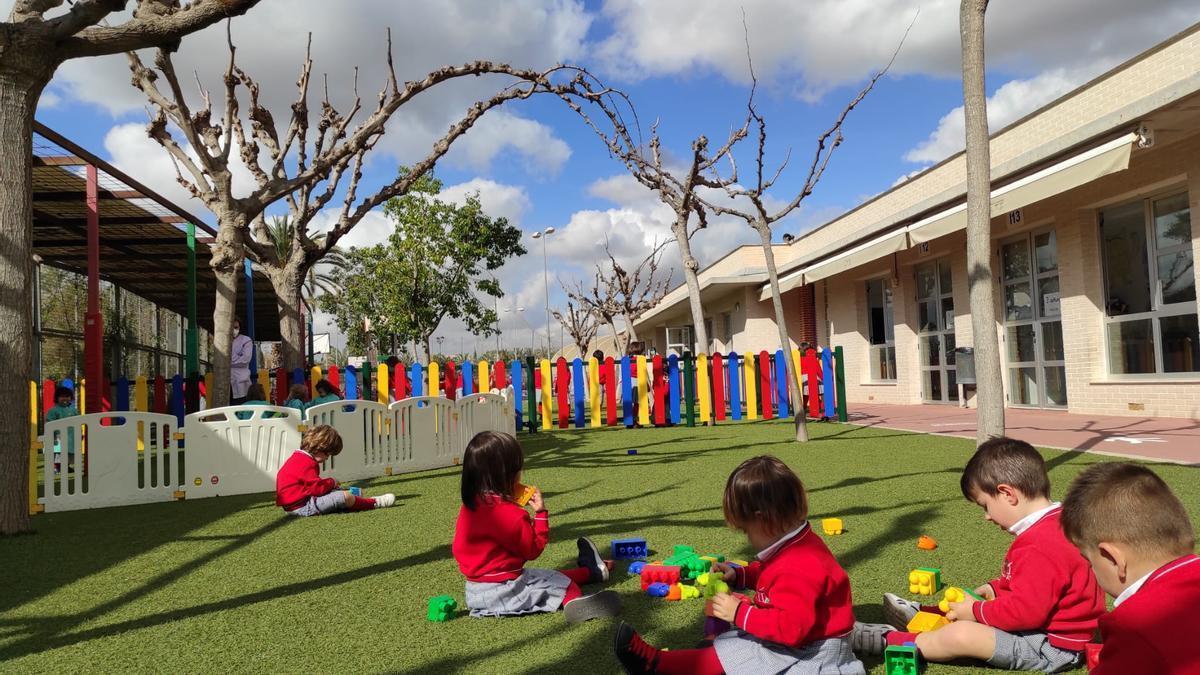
[530,227,555,358]
[504,305,527,356]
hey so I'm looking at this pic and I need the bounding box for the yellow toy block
[907,611,950,633]
[939,586,983,613]
[908,567,942,596]
[729,559,750,567]
[821,518,844,535]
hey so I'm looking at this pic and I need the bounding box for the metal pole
[32,261,42,382]
[185,222,199,376]
[84,164,104,414]
[244,259,257,378]
[541,234,552,357]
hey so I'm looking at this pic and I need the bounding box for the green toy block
[427,595,458,622]
[884,643,920,675]
[696,572,730,598]
[663,546,711,580]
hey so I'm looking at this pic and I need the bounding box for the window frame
[865,276,897,382]
[1099,189,1198,377]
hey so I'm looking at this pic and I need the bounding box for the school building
[635,23,1200,419]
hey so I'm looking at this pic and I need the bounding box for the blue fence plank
[461,361,474,396]
[511,361,524,430]
[115,377,130,411]
[775,349,790,418]
[344,366,358,399]
[410,362,424,398]
[620,356,633,427]
[572,358,586,428]
[667,354,681,425]
[170,374,185,426]
[724,353,734,420]
[822,347,836,419]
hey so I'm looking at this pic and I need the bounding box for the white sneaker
[883,592,921,630]
[849,621,893,657]
[374,493,396,508]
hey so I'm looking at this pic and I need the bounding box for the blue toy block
[348,486,362,497]
[628,561,646,575]
[646,582,671,597]
[611,537,648,560]
[627,449,638,455]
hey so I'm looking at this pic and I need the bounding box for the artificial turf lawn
[2,419,1198,674]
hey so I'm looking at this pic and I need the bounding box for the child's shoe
[564,589,621,624]
[883,592,921,629]
[374,493,396,508]
[577,537,609,582]
[849,621,892,657]
[613,621,659,673]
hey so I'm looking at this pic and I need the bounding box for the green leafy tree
[324,170,526,362]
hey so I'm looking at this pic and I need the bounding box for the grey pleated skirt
[713,631,866,675]
[464,568,570,617]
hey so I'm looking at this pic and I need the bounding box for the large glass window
[866,278,896,381]
[1101,191,1198,375]
[917,259,957,402]
[666,326,694,356]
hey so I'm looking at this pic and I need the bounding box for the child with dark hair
[1061,462,1198,674]
[615,455,863,674]
[311,379,341,406]
[452,431,619,623]
[46,385,80,473]
[853,437,1104,673]
[275,425,395,516]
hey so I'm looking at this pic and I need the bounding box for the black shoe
[577,536,609,583]
[564,589,621,624]
[614,621,658,674]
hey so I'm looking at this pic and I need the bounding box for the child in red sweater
[614,455,864,674]
[275,425,395,516]
[853,437,1104,672]
[452,431,620,623]
[1061,462,1200,675]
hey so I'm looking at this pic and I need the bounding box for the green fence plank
[834,346,848,423]
[526,356,538,433]
[683,351,695,428]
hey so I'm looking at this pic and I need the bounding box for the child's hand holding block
[513,483,536,507]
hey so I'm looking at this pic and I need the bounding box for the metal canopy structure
[31,122,280,341]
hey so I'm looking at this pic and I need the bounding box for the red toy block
[640,564,681,591]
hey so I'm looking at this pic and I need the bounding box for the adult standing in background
[230,318,254,405]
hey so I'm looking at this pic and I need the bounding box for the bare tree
[127,29,620,404]
[1,0,264,535]
[566,265,625,352]
[552,299,598,358]
[603,240,672,349]
[697,28,900,442]
[961,0,1004,440]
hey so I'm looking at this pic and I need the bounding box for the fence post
[758,352,773,420]
[29,381,41,515]
[556,358,570,429]
[478,359,490,392]
[540,359,553,430]
[712,353,726,421]
[620,356,633,428]
[667,354,681,425]
[652,355,666,427]
[428,362,440,400]
[636,355,650,427]
[376,363,388,405]
[683,351,695,427]
[822,347,836,419]
[744,353,758,420]
[526,356,539,433]
[697,353,711,424]
[462,360,474,396]
[774,349,790,418]
[410,362,424,398]
[589,357,601,428]
[727,352,741,421]
[604,357,617,427]
[511,360,524,430]
[834,346,849,422]
[345,365,358,400]
[572,358,586,428]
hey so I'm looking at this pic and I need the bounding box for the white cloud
[446,111,572,176]
[903,67,1097,164]
[439,177,532,226]
[593,0,1196,100]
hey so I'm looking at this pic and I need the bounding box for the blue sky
[23,0,1199,354]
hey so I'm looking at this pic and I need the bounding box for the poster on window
[1043,292,1061,317]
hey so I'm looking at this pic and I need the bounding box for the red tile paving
[845,403,1200,465]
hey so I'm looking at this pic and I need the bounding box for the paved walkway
[845,403,1200,465]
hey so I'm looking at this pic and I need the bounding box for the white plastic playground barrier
[36,392,516,513]
[182,406,303,499]
[40,412,181,513]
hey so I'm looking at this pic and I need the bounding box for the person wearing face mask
[230,318,254,405]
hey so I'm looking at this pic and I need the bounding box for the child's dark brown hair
[1062,462,1194,558]
[288,383,309,401]
[301,425,343,457]
[461,431,524,510]
[960,437,1050,500]
[723,455,808,537]
[245,383,267,402]
[314,379,340,398]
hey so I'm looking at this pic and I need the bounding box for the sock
[887,631,919,647]
[561,567,592,585]
[655,646,724,675]
[347,496,376,512]
[561,581,583,605]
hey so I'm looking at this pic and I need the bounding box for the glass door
[1001,229,1066,408]
[917,259,957,403]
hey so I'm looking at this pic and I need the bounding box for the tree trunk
[270,266,305,371]
[672,215,708,355]
[757,225,810,442]
[606,318,623,354]
[0,57,50,535]
[960,0,1004,441]
[624,319,639,345]
[209,223,245,408]
[423,333,432,365]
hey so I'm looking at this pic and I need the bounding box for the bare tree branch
[58,0,264,59]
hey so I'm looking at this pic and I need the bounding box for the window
[722,312,733,348]
[866,278,896,380]
[1101,191,1198,375]
[666,326,694,356]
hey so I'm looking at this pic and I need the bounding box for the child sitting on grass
[275,425,395,516]
[453,431,619,624]
[282,383,309,413]
[614,455,864,674]
[46,385,80,473]
[852,437,1104,673]
[310,379,341,406]
[1061,462,1199,674]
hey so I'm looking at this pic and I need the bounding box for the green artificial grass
[2,419,1198,674]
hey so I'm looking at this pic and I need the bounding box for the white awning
[761,229,908,299]
[907,132,1137,244]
